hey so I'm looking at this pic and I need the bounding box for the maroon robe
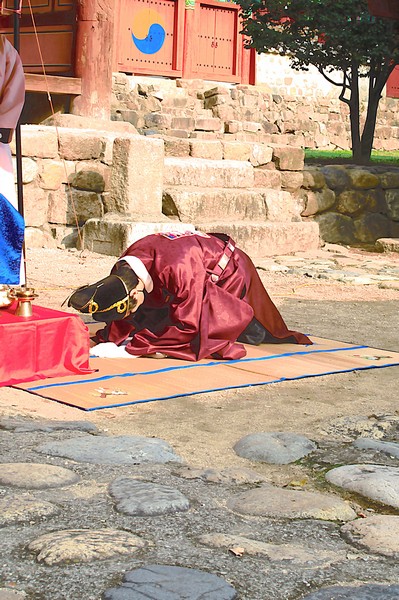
[95,231,311,361]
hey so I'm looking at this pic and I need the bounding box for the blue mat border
[25,344,368,391]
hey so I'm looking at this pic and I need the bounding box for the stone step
[82,216,195,257]
[163,137,274,165]
[199,221,320,258]
[164,156,254,188]
[163,185,304,223]
[82,216,319,259]
[162,187,267,222]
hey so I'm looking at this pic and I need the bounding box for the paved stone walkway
[256,243,399,290]
[0,415,399,599]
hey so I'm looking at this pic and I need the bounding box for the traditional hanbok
[91,231,311,361]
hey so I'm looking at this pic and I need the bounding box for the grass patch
[305,148,399,166]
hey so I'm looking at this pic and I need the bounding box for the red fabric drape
[0,304,93,387]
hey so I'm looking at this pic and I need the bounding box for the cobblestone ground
[0,244,398,600]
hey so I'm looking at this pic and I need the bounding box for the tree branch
[317,67,343,87]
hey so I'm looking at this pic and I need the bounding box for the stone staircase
[111,75,320,257]
[80,76,320,258]
[162,155,319,258]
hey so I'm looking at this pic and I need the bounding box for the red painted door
[197,4,215,74]
[116,0,184,77]
[213,5,237,77]
[195,1,241,82]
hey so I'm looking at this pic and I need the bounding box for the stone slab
[43,113,138,134]
[164,157,254,188]
[0,496,59,526]
[36,435,183,465]
[103,565,237,600]
[174,466,268,485]
[233,431,317,464]
[0,463,79,489]
[198,533,345,567]
[82,217,195,256]
[227,484,356,521]
[341,515,399,557]
[162,187,267,223]
[353,437,399,459]
[204,221,320,258]
[28,529,146,565]
[376,238,399,253]
[108,135,165,216]
[109,478,189,516]
[325,464,399,509]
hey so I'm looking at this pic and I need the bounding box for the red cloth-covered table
[0,304,93,387]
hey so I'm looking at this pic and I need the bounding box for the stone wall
[10,124,165,252]
[10,125,116,249]
[14,124,312,255]
[12,125,399,254]
[111,74,399,152]
[301,165,399,246]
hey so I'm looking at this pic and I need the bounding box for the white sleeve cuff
[90,342,139,358]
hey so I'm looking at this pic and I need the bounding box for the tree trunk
[360,64,395,163]
[360,89,380,163]
[348,63,362,163]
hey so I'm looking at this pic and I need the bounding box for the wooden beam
[24,73,82,96]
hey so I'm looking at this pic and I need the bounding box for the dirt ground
[1,245,398,485]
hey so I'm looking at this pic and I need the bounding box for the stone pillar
[108,135,165,217]
[82,134,187,256]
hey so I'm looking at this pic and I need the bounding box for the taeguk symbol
[131,9,166,55]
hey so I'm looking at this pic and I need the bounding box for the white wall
[256,53,371,100]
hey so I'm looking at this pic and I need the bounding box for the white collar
[117,256,153,293]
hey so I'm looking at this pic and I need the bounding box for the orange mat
[13,336,399,411]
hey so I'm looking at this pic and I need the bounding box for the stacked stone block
[10,125,115,249]
[11,124,189,256]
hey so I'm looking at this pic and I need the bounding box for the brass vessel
[10,288,38,318]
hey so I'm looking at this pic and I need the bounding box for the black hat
[68,274,133,323]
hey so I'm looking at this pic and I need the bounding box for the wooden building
[0,0,255,119]
[2,0,397,116]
